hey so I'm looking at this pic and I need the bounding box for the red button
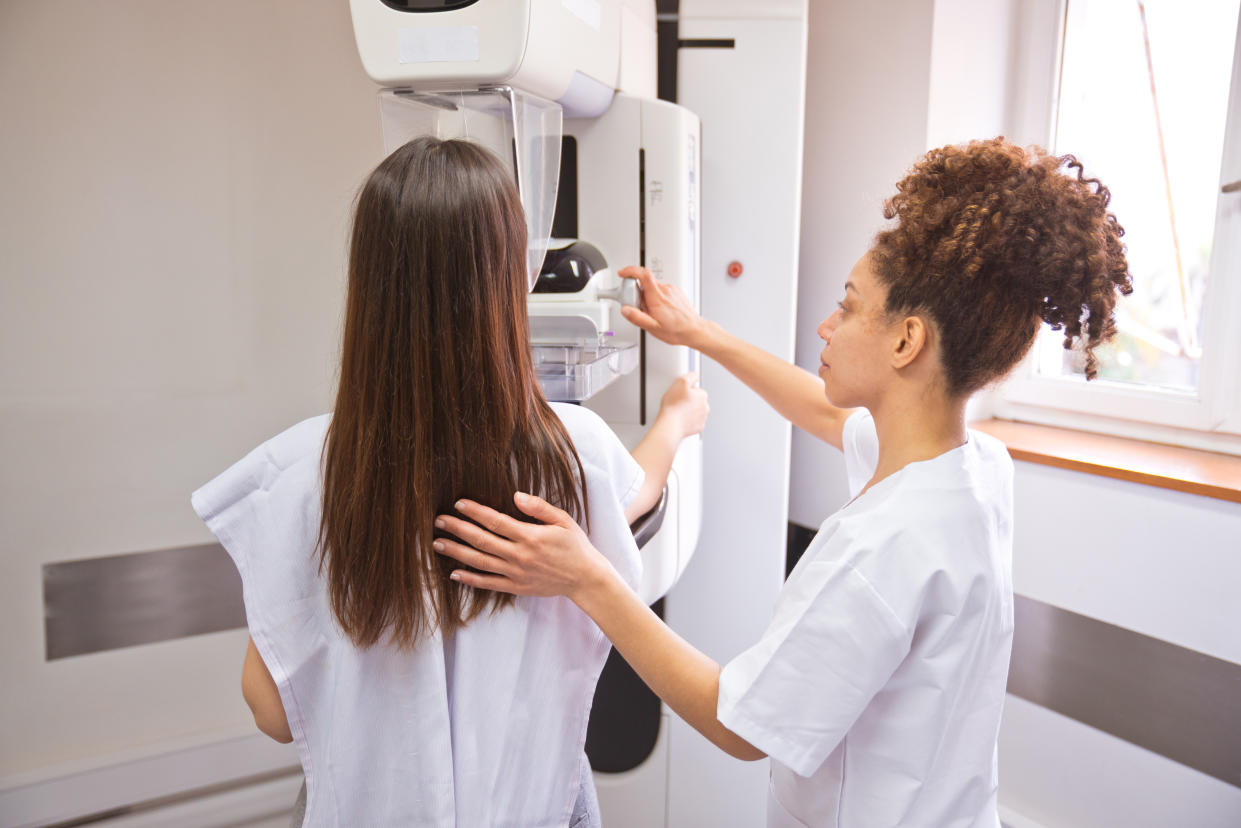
[727,261,743,278]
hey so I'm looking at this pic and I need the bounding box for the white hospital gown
[718,410,1015,827]
[192,403,643,827]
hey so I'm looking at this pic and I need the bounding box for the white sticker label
[562,0,602,30]
[397,26,480,64]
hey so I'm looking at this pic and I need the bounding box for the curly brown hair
[871,137,1133,397]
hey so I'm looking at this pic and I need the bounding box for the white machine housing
[349,0,657,118]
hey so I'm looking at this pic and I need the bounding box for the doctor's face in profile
[816,252,894,409]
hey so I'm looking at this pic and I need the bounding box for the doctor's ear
[891,315,930,369]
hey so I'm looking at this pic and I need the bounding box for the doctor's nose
[818,310,840,342]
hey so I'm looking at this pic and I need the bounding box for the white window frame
[989,0,1241,456]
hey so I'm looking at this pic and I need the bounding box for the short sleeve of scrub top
[841,408,879,498]
[716,410,912,778]
[716,555,912,777]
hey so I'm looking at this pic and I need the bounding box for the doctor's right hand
[619,266,713,350]
[435,495,615,603]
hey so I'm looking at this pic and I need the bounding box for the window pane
[1039,0,1240,392]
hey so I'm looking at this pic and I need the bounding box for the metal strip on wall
[43,543,246,660]
[1009,594,1241,789]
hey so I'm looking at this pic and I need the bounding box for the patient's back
[192,403,644,827]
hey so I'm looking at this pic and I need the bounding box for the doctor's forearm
[574,571,765,762]
[694,320,853,451]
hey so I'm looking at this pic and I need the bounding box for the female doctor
[433,138,1133,826]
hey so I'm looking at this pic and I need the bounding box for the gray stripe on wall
[1009,594,1241,789]
[42,513,663,662]
[43,544,246,660]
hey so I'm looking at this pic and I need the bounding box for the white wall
[789,0,936,527]
[925,0,1017,148]
[0,0,382,787]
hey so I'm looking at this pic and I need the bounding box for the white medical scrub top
[718,410,1014,827]
[191,403,644,828]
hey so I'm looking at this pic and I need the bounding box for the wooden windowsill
[970,419,1241,504]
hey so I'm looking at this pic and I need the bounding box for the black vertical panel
[550,136,578,240]
[785,522,817,577]
[656,24,680,102]
[656,0,680,103]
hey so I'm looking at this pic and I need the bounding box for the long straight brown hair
[320,136,587,649]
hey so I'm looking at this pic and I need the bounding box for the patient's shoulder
[265,414,331,470]
[548,403,618,465]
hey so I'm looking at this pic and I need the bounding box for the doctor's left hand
[434,494,614,602]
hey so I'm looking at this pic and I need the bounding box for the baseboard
[999,803,1049,828]
[0,732,299,828]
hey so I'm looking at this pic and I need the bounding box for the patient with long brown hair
[191,136,706,827]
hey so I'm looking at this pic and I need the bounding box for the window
[995,0,1241,452]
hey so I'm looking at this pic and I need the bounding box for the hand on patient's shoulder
[434,494,612,602]
[658,372,709,439]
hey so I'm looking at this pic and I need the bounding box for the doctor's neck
[862,359,968,496]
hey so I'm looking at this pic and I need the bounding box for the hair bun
[872,138,1133,393]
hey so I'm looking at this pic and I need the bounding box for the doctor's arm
[242,638,293,744]
[435,495,765,762]
[619,266,854,451]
